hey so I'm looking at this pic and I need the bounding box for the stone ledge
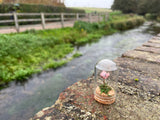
[122,50,160,64]
[135,46,160,54]
[31,34,160,120]
[149,39,160,44]
[143,42,160,48]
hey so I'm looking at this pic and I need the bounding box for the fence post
[106,13,109,21]
[98,13,100,22]
[13,12,19,32]
[76,13,79,21]
[61,13,64,28]
[103,14,106,22]
[88,13,91,23]
[41,13,45,29]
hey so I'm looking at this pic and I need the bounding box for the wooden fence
[0,12,109,32]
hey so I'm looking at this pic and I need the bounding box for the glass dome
[94,59,118,104]
[96,59,117,71]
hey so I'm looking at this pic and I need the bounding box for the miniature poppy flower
[100,71,110,79]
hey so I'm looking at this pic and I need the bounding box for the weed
[72,52,82,58]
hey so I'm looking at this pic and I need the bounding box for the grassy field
[69,7,112,13]
[0,12,145,87]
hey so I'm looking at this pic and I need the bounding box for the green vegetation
[112,0,138,13]
[0,4,85,13]
[70,7,112,13]
[0,32,74,84]
[108,12,145,30]
[135,78,139,82]
[0,12,145,86]
[73,52,82,58]
[100,83,112,95]
[112,0,160,22]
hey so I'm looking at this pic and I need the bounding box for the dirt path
[0,16,100,34]
[32,33,160,120]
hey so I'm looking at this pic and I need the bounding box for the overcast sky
[65,0,114,8]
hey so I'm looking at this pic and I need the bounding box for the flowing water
[0,22,160,120]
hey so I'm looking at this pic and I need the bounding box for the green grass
[0,12,145,86]
[72,52,82,58]
[69,7,112,13]
[108,11,145,30]
[0,33,74,85]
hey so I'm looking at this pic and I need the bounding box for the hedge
[0,3,85,13]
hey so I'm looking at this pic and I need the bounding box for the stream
[0,22,160,120]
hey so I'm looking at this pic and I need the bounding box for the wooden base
[94,86,116,104]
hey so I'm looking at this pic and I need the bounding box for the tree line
[112,0,160,20]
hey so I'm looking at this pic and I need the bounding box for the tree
[138,0,160,15]
[112,0,160,19]
[111,0,138,13]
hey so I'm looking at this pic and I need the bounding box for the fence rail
[0,12,109,33]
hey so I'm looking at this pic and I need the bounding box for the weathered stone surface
[143,42,160,48]
[148,39,160,44]
[152,36,160,40]
[32,77,160,120]
[115,58,160,96]
[115,57,160,79]
[122,50,160,64]
[135,46,160,54]
[32,34,160,120]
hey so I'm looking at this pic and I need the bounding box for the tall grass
[0,33,74,85]
[108,11,145,30]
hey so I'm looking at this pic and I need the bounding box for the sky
[65,0,114,8]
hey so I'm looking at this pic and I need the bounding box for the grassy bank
[108,11,145,30]
[0,12,145,86]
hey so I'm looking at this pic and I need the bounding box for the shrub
[126,20,134,29]
[74,21,93,33]
[134,17,145,26]
[111,21,127,30]
[74,21,103,33]
[110,16,144,31]
[145,13,157,20]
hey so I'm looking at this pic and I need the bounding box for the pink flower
[100,71,110,79]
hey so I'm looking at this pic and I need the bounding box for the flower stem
[103,79,106,85]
